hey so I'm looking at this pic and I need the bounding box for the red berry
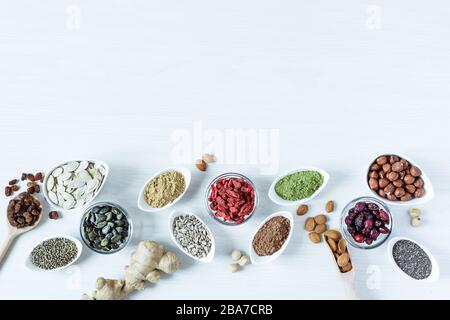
[379,210,390,224]
[353,233,364,243]
[345,216,353,226]
[379,226,389,234]
[365,238,374,245]
[370,229,380,239]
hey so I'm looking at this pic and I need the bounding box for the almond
[314,224,327,234]
[325,200,335,213]
[338,239,347,254]
[341,262,353,273]
[337,253,350,267]
[309,232,321,244]
[195,159,207,172]
[296,204,309,216]
[327,239,337,252]
[324,229,341,242]
[304,218,316,232]
[314,214,327,225]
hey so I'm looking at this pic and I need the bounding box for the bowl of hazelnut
[366,154,434,206]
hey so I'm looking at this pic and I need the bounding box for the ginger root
[82,240,181,300]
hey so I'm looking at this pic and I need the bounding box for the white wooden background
[1,0,449,300]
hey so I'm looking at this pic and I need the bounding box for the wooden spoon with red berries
[0,193,43,266]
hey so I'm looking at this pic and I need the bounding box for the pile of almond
[324,229,353,273]
[305,214,328,243]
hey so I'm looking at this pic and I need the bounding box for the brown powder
[252,216,291,256]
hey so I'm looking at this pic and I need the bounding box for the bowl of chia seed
[388,237,439,282]
[80,202,133,254]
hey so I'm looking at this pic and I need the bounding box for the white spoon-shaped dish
[43,159,109,212]
[137,167,191,213]
[387,236,439,283]
[249,211,294,265]
[168,210,215,263]
[26,235,83,272]
[268,167,330,206]
[366,153,434,206]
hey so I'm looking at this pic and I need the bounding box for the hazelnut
[400,159,409,169]
[387,194,397,201]
[410,166,422,177]
[399,171,407,179]
[405,184,416,194]
[378,189,386,198]
[382,163,392,173]
[387,172,399,182]
[369,178,379,190]
[411,217,422,227]
[384,183,395,194]
[392,161,404,172]
[379,178,389,189]
[414,188,425,198]
[414,178,424,188]
[371,163,381,171]
[390,155,400,164]
[394,188,406,198]
[376,156,388,165]
[369,171,379,179]
[404,175,415,185]
[393,179,404,188]
[401,194,413,201]
[379,171,386,179]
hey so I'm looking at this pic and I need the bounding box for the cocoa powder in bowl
[252,216,291,256]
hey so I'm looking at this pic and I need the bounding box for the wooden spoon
[0,195,43,266]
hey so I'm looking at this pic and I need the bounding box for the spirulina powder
[275,171,324,201]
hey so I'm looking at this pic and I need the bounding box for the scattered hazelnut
[409,208,421,218]
[49,211,60,220]
[195,159,207,172]
[238,256,250,267]
[229,263,239,273]
[231,250,242,261]
[411,217,422,227]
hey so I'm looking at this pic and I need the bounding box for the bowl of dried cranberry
[341,197,393,249]
[205,173,258,226]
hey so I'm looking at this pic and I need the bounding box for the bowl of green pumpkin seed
[80,202,133,254]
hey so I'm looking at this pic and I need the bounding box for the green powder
[275,171,324,201]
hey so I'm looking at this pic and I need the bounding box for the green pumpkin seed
[97,221,107,228]
[111,208,120,215]
[99,207,110,214]
[111,235,122,243]
[102,225,111,235]
[100,239,109,247]
[115,220,124,227]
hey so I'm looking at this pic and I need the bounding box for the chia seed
[392,240,432,280]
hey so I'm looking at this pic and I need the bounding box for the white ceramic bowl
[387,236,439,283]
[137,167,191,213]
[366,154,434,206]
[268,167,330,206]
[26,235,83,272]
[168,210,215,263]
[249,211,294,265]
[43,159,109,212]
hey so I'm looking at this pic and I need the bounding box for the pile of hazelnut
[368,155,425,201]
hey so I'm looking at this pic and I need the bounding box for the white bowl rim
[249,211,294,265]
[268,167,330,206]
[43,159,110,212]
[26,234,83,272]
[168,210,216,263]
[137,167,192,213]
[365,153,435,206]
[387,236,440,283]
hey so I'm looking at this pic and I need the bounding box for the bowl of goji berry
[205,173,258,226]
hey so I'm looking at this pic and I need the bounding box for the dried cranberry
[370,229,379,240]
[378,226,390,234]
[364,219,374,229]
[367,203,379,211]
[35,172,44,183]
[354,202,366,213]
[347,226,356,235]
[8,179,18,186]
[27,174,35,182]
[21,173,27,181]
[12,185,20,192]
[374,220,383,228]
[362,227,371,235]
[365,238,374,245]
[379,210,390,224]
[353,233,364,243]
[345,216,353,226]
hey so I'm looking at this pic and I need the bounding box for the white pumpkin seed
[66,161,79,172]
[47,176,55,191]
[48,191,58,204]
[52,167,63,177]
[59,172,72,181]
